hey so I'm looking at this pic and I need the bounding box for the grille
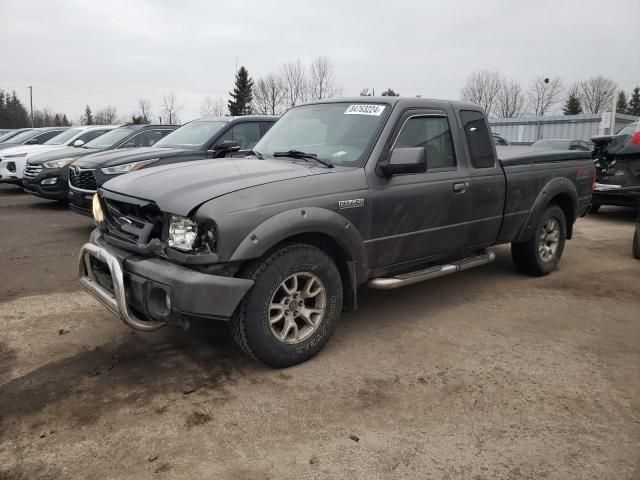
[69,166,97,191]
[23,164,43,179]
[102,197,163,247]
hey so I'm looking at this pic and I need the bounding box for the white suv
[0,125,117,184]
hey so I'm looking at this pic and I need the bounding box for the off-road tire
[229,243,343,368]
[511,204,567,276]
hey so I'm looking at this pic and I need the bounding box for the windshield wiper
[273,149,333,168]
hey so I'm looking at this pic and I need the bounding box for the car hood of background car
[27,146,101,165]
[100,158,335,216]
[75,147,188,168]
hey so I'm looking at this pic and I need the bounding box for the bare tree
[494,79,526,118]
[308,55,339,100]
[577,76,617,113]
[281,59,308,107]
[94,106,119,125]
[253,73,287,115]
[460,70,503,116]
[138,99,152,122]
[528,77,563,116]
[161,92,182,124]
[200,96,227,117]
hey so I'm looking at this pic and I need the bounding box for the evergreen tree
[62,114,70,126]
[616,91,628,113]
[228,66,254,116]
[628,87,640,116]
[562,93,583,115]
[83,104,94,125]
[381,88,399,96]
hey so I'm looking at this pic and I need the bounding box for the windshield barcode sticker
[344,104,385,116]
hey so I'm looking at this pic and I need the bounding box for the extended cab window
[460,110,495,168]
[394,116,456,169]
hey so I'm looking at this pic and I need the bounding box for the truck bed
[496,146,593,165]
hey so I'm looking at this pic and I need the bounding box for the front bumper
[22,167,70,201]
[78,232,254,331]
[0,160,19,183]
[593,183,640,208]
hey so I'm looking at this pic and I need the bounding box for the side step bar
[367,250,496,290]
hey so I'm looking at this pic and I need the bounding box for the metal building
[489,113,638,145]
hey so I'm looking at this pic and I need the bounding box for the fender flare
[514,177,578,243]
[229,207,369,284]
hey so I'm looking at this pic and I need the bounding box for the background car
[0,125,117,184]
[531,138,593,151]
[492,133,509,146]
[68,116,276,215]
[0,127,67,151]
[0,128,33,143]
[22,123,177,202]
[591,121,640,212]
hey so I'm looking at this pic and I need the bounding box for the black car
[22,124,177,202]
[591,121,640,212]
[68,116,277,216]
[0,127,68,151]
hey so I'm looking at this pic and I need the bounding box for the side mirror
[73,139,85,147]
[380,147,426,176]
[212,140,241,152]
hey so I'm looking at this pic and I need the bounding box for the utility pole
[27,85,33,127]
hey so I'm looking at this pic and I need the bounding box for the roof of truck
[300,96,485,112]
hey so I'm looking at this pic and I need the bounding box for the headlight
[168,215,198,251]
[4,152,27,158]
[92,194,105,224]
[43,158,76,169]
[101,158,159,175]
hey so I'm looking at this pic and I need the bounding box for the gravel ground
[1,184,639,480]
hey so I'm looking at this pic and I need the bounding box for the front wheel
[511,204,567,276]
[229,243,343,368]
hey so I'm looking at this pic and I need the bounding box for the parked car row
[0,116,277,213]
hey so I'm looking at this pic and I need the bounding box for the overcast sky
[2,0,639,123]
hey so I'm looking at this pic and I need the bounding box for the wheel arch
[515,178,578,242]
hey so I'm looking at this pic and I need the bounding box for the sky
[2,0,639,124]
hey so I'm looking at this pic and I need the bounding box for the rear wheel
[229,243,343,368]
[511,204,567,276]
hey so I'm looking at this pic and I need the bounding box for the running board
[367,250,496,290]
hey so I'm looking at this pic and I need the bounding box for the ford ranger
[78,97,594,367]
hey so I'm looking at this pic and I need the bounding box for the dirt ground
[0,184,639,480]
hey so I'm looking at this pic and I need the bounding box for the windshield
[616,122,638,136]
[0,130,26,143]
[254,102,388,167]
[4,129,41,143]
[154,121,227,150]
[84,128,136,149]
[43,128,83,145]
[532,139,571,149]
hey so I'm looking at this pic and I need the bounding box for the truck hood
[75,147,188,168]
[101,158,334,215]
[27,146,102,165]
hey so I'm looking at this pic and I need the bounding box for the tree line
[460,70,640,118]
[0,89,70,128]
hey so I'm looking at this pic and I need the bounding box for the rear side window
[394,116,456,169]
[460,110,495,169]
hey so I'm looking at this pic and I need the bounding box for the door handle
[453,182,469,193]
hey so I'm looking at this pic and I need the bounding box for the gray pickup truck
[79,97,594,367]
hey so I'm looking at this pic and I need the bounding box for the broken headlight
[167,215,216,253]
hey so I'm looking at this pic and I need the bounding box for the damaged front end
[592,122,640,210]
